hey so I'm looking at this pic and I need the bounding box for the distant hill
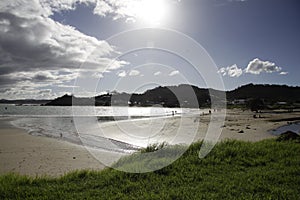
[44,85,213,107]
[4,83,300,108]
[0,99,51,105]
[43,94,95,106]
[227,84,300,102]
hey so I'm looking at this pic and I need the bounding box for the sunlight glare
[134,0,168,26]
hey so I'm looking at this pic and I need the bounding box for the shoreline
[1,109,300,177]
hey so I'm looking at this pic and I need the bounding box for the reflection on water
[0,104,185,117]
[1,104,201,153]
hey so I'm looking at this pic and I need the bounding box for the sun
[132,0,168,26]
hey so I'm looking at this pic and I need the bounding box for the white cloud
[0,0,179,23]
[129,69,140,76]
[92,72,104,78]
[279,71,288,75]
[154,71,161,76]
[92,0,179,22]
[125,17,136,23]
[0,0,52,18]
[219,58,284,78]
[0,82,58,99]
[92,0,146,20]
[93,1,113,16]
[169,70,179,76]
[0,0,129,99]
[218,68,227,76]
[117,70,127,77]
[245,58,282,74]
[218,64,243,77]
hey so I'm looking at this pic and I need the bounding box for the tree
[249,98,265,113]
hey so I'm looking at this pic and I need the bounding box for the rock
[238,130,244,133]
[276,131,300,142]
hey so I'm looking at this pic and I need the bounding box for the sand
[0,109,299,177]
[218,109,299,141]
[0,118,105,177]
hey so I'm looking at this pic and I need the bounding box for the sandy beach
[0,118,105,177]
[215,109,300,141]
[0,109,299,177]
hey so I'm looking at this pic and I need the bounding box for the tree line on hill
[41,83,300,109]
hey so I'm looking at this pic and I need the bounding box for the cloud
[117,69,141,77]
[93,0,179,22]
[129,69,140,76]
[218,64,243,77]
[117,70,127,77]
[0,82,58,99]
[245,58,282,74]
[219,58,284,78]
[0,0,179,23]
[0,12,115,71]
[92,72,104,78]
[125,17,136,24]
[154,71,161,76]
[93,1,113,16]
[169,70,179,76]
[279,71,288,75]
[0,0,129,99]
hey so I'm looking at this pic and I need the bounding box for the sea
[0,104,201,153]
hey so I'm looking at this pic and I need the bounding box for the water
[0,104,200,152]
[269,122,300,136]
[0,104,185,117]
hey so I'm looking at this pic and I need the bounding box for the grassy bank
[1,139,300,199]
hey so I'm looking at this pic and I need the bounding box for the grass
[0,139,300,199]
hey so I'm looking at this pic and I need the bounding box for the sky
[0,0,299,99]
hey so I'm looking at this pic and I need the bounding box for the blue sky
[0,0,299,99]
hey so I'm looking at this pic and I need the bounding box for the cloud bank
[0,0,130,99]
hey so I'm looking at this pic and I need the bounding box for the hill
[43,84,300,108]
[227,83,300,102]
[0,99,51,105]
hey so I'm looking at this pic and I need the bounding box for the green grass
[1,139,300,199]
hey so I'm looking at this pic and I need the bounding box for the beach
[216,109,300,141]
[0,109,299,177]
[0,118,105,177]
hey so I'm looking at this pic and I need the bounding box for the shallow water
[0,104,201,152]
[269,122,300,135]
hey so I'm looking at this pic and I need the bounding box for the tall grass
[0,139,299,199]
